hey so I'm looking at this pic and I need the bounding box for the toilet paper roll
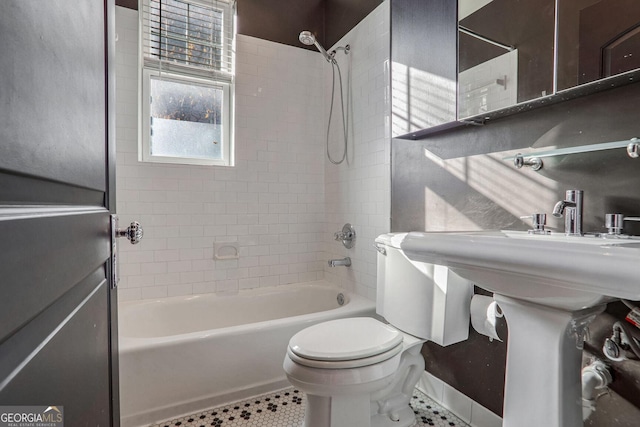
[470,295,503,342]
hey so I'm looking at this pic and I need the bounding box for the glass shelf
[504,137,640,170]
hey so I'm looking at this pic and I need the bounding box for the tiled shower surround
[322,1,391,300]
[115,2,390,301]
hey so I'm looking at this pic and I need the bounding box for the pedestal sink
[401,231,640,427]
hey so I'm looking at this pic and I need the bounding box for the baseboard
[121,379,291,427]
[416,371,503,427]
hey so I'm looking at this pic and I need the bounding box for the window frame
[139,0,235,167]
[140,68,233,166]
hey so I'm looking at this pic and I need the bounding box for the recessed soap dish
[214,242,240,260]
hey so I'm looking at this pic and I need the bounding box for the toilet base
[285,339,425,427]
[371,405,416,427]
[300,393,416,427]
[303,394,375,427]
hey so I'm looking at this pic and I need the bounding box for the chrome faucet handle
[334,223,356,248]
[605,214,640,235]
[520,213,549,234]
[605,213,625,235]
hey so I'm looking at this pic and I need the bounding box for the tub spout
[328,257,351,267]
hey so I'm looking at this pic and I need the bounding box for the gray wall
[391,81,640,425]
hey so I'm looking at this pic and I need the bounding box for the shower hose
[327,57,348,165]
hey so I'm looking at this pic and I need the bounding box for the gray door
[0,1,119,426]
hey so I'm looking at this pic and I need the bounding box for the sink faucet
[552,190,583,236]
[328,257,351,267]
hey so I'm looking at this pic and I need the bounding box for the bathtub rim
[118,281,375,352]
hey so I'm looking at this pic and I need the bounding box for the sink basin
[400,230,640,427]
[401,230,640,311]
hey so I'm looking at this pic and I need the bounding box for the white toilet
[283,233,474,427]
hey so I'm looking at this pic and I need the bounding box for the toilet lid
[287,343,403,369]
[288,317,403,361]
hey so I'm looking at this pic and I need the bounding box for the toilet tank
[375,233,473,346]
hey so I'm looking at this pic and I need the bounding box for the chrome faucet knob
[334,223,356,248]
[334,230,354,240]
[520,214,549,234]
[531,213,546,229]
[605,214,624,235]
[605,214,640,235]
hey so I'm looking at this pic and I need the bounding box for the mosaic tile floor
[150,387,470,427]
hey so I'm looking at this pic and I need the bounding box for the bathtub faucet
[328,257,351,267]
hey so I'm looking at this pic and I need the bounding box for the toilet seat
[287,317,404,369]
[287,342,403,369]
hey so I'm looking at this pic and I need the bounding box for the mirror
[458,0,556,119]
[557,0,640,91]
[394,0,640,139]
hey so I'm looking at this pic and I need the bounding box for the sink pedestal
[494,295,605,427]
[401,230,640,426]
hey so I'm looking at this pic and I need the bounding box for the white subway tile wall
[114,1,390,302]
[322,1,391,300]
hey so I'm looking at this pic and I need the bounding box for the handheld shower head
[298,31,350,165]
[298,30,316,46]
[298,30,332,62]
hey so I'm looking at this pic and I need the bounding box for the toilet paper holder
[470,295,504,342]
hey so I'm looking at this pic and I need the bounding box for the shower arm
[314,41,333,62]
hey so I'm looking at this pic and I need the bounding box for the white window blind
[141,0,235,82]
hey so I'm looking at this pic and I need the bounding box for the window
[140,0,235,166]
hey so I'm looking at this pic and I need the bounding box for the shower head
[298,30,332,62]
[298,30,316,46]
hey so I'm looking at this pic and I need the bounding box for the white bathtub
[118,281,376,427]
